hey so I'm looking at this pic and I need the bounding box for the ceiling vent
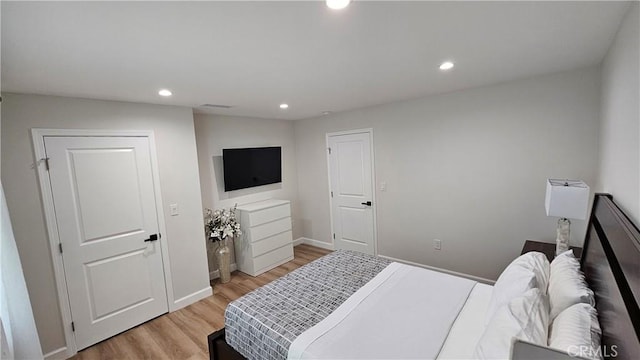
[200,103,233,109]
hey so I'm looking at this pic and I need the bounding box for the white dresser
[234,199,293,276]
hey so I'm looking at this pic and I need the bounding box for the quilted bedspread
[224,250,391,360]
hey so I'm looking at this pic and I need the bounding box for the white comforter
[288,262,477,359]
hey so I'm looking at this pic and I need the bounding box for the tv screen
[223,147,282,191]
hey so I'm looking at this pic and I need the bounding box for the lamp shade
[545,179,590,220]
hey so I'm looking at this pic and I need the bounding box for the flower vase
[215,238,231,283]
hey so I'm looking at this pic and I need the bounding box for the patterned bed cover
[224,250,391,360]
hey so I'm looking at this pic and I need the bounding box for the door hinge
[71,322,75,332]
[328,147,332,155]
[41,157,50,171]
[58,243,63,254]
[330,191,333,198]
[333,233,335,239]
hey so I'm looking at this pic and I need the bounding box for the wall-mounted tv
[223,147,282,192]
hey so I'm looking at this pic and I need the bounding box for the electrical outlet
[380,181,387,191]
[434,239,442,250]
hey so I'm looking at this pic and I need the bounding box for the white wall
[295,67,601,281]
[1,94,211,355]
[598,3,639,226]
[193,114,300,274]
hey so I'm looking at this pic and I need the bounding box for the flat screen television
[223,147,282,191]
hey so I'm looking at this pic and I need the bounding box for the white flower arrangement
[204,205,242,242]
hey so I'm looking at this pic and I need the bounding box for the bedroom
[1,1,638,359]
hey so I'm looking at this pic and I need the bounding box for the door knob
[144,234,159,242]
[361,201,372,206]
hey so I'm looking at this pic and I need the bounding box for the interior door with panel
[328,131,376,255]
[44,136,168,350]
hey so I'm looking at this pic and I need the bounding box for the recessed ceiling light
[158,89,172,97]
[326,0,351,10]
[439,61,454,71]
[280,103,289,109]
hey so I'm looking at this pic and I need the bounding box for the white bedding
[288,262,483,360]
[437,283,493,359]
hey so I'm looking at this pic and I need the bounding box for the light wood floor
[71,244,332,360]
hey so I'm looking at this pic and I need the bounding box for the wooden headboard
[582,194,640,359]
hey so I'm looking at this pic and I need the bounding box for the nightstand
[521,240,582,263]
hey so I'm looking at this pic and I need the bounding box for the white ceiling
[1,1,630,120]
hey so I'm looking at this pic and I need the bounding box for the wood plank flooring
[71,244,331,360]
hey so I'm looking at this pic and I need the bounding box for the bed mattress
[224,250,391,360]
[288,262,478,359]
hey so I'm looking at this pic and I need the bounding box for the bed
[209,194,640,359]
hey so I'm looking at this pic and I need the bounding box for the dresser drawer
[253,244,294,273]
[234,199,293,277]
[247,203,291,227]
[252,230,292,257]
[248,217,291,242]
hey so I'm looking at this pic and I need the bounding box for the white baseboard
[292,239,491,284]
[209,263,238,280]
[172,286,213,311]
[293,237,335,251]
[377,255,496,285]
[43,346,70,360]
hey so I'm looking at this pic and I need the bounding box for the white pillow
[485,252,549,324]
[474,288,550,359]
[516,251,550,294]
[549,250,595,320]
[549,303,602,360]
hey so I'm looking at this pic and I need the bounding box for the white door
[328,131,376,255]
[44,136,168,350]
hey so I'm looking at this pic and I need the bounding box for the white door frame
[31,129,174,358]
[325,128,378,255]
